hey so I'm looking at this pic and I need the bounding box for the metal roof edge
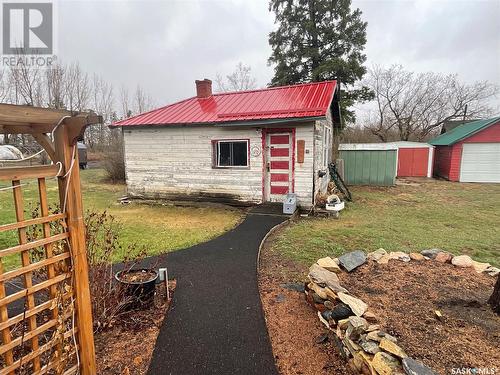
[339,143,398,151]
[115,116,324,130]
[429,116,500,146]
[215,116,323,127]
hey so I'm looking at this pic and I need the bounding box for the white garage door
[460,143,500,183]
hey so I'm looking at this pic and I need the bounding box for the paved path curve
[146,208,287,375]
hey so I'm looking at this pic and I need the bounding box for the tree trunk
[489,275,500,314]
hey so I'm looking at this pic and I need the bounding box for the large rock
[311,292,324,304]
[317,311,331,330]
[367,330,382,342]
[358,351,377,375]
[324,300,335,310]
[321,309,335,321]
[367,324,381,332]
[308,282,329,300]
[377,254,391,265]
[402,357,438,375]
[344,337,361,355]
[379,338,407,358]
[420,249,442,259]
[372,352,402,375]
[346,316,368,340]
[308,264,348,293]
[389,251,411,262]
[330,303,354,321]
[360,339,381,354]
[317,256,342,273]
[368,248,387,261]
[409,252,425,261]
[363,310,378,323]
[378,331,398,343]
[472,260,491,273]
[486,266,500,277]
[339,250,367,272]
[332,334,349,360]
[435,252,452,263]
[451,255,473,267]
[338,292,368,317]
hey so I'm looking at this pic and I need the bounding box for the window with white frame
[214,140,249,167]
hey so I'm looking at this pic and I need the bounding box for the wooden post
[53,120,96,375]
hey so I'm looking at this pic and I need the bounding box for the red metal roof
[112,81,337,127]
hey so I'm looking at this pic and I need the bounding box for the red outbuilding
[430,117,500,183]
[394,142,434,178]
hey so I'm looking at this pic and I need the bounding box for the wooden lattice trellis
[0,104,102,375]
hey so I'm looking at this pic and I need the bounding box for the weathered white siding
[293,124,315,207]
[123,126,263,204]
[313,109,333,202]
[122,121,328,208]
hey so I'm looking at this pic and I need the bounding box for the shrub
[85,211,154,331]
[27,205,154,332]
[102,135,125,183]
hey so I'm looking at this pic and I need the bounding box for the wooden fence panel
[0,133,95,374]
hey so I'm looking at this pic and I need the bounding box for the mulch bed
[339,261,500,374]
[95,280,175,375]
[259,240,350,375]
[260,233,500,375]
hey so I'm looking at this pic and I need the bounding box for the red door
[397,148,429,177]
[264,132,293,201]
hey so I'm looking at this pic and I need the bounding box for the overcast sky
[57,0,500,113]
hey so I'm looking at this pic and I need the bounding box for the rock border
[304,249,498,375]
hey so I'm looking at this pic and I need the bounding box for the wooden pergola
[0,104,102,375]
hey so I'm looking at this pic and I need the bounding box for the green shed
[339,144,397,186]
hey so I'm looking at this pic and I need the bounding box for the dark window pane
[218,142,231,166]
[232,142,247,166]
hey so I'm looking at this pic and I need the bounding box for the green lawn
[271,180,500,267]
[0,169,242,269]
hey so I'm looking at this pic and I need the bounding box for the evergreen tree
[268,0,373,123]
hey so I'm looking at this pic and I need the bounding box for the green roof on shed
[429,117,500,146]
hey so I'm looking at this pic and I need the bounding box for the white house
[111,79,341,209]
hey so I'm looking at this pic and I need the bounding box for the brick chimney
[195,79,212,98]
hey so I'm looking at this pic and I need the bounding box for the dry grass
[272,179,500,266]
[0,168,243,268]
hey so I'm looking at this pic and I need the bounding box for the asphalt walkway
[146,206,288,375]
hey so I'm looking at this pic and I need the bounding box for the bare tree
[119,85,132,119]
[9,60,42,106]
[0,69,11,103]
[46,62,66,109]
[66,62,90,111]
[0,69,11,144]
[215,62,258,92]
[88,74,114,148]
[133,85,154,114]
[364,65,499,141]
[76,68,90,111]
[6,52,45,146]
[0,56,155,149]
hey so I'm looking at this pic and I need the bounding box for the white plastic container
[283,193,297,214]
[325,201,345,211]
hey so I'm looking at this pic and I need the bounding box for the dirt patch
[339,261,500,374]
[95,280,175,374]
[259,236,351,375]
